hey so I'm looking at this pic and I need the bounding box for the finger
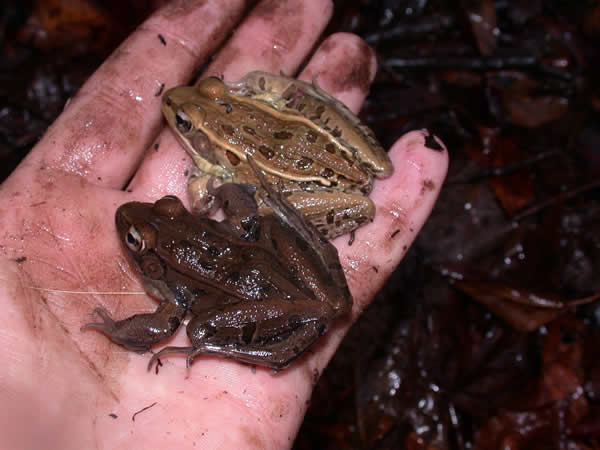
[13,0,246,191]
[298,32,378,113]
[206,0,334,80]
[127,0,334,198]
[340,130,449,311]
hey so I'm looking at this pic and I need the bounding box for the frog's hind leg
[150,298,335,370]
[82,302,186,353]
[183,297,334,370]
[185,319,328,370]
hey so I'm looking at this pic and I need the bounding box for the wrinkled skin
[0,1,448,449]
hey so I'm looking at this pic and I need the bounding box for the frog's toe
[147,353,161,372]
[146,346,194,371]
[185,346,225,367]
[80,307,115,332]
[186,350,200,368]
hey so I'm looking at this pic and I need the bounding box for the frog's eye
[125,225,145,252]
[175,110,192,134]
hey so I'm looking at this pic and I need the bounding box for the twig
[513,179,600,222]
[132,402,157,422]
[384,55,572,81]
[447,149,561,184]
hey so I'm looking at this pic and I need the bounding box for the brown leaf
[501,78,569,128]
[454,280,600,331]
[461,0,498,55]
[488,136,535,215]
[17,0,121,51]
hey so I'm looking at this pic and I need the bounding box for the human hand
[0,1,448,448]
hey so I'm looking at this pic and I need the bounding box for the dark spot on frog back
[309,105,325,121]
[241,322,257,344]
[258,145,275,159]
[226,151,240,166]
[234,102,254,113]
[228,271,241,283]
[321,168,334,178]
[295,236,309,252]
[295,157,313,170]
[287,315,302,331]
[340,151,355,166]
[271,237,279,252]
[243,125,257,136]
[201,323,217,340]
[199,260,216,271]
[305,130,318,143]
[326,209,335,225]
[221,124,235,136]
[192,288,208,298]
[331,127,342,138]
[273,131,293,140]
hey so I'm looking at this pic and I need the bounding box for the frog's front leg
[207,179,262,239]
[188,167,219,215]
[81,301,186,352]
[148,298,335,370]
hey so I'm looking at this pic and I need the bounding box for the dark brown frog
[82,160,352,369]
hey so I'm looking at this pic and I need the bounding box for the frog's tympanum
[162,71,393,239]
[82,160,353,370]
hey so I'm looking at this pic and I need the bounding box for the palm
[0,1,447,448]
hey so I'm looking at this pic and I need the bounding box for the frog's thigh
[186,299,333,369]
[283,191,375,238]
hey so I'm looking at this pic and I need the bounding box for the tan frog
[82,159,352,369]
[162,71,393,239]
